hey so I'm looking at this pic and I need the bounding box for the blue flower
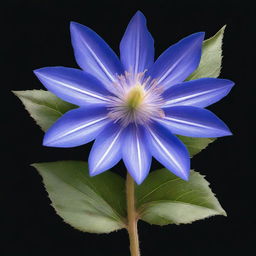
[34,11,234,184]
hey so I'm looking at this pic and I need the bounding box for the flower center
[107,71,165,127]
[126,84,145,110]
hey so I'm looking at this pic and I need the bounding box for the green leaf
[32,161,126,233]
[136,169,226,225]
[177,135,215,157]
[187,25,226,80]
[13,90,76,131]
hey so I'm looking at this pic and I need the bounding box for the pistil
[126,84,145,110]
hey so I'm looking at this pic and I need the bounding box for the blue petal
[146,122,190,180]
[120,11,154,74]
[70,22,123,89]
[148,32,205,90]
[158,106,232,137]
[43,106,109,147]
[162,78,235,108]
[34,67,112,106]
[122,124,151,184]
[89,123,123,176]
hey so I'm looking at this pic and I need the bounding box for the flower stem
[126,173,140,256]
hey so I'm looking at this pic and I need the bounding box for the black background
[2,0,254,255]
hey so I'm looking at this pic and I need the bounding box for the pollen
[126,84,145,109]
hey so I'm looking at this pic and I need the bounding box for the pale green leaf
[177,135,215,157]
[32,161,126,233]
[13,90,76,131]
[187,25,226,80]
[136,169,226,225]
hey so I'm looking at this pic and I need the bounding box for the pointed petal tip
[215,123,233,137]
[181,172,190,181]
[134,10,145,19]
[43,134,59,147]
[125,158,151,185]
[222,78,235,88]
[213,129,232,137]
[70,21,81,34]
[223,129,233,136]
[181,176,189,182]
[166,162,190,181]
[174,167,190,181]
[135,10,143,14]
[33,67,49,77]
[42,138,53,147]
[128,171,147,185]
[33,69,41,76]
[88,164,98,177]
[180,164,190,181]
[193,31,205,41]
[174,148,191,181]
[88,165,104,177]
[89,169,97,177]
[88,147,115,177]
[228,80,235,88]
[70,21,89,33]
[184,32,205,44]
[70,21,79,29]
[134,178,144,185]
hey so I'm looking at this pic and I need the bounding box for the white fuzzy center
[107,72,164,126]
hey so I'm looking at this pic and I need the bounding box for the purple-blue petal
[158,106,232,137]
[120,11,154,74]
[146,122,190,180]
[43,106,109,147]
[34,67,112,106]
[147,32,205,90]
[122,124,151,185]
[89,123,123,176]
[162,78,235,108]
[70,22,124,88]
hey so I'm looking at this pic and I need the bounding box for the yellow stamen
[126,84,144,109]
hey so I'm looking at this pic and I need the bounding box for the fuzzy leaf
[187,25,226,80]
[177,136,215,157]
[32,161,126,233]
[13,90,77,131]
[136,169,226,225]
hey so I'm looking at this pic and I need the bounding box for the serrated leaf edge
[31,162,127,233]
[140,200,226,226]
[137,169,227,225]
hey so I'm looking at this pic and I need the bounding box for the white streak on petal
[147,127,186,177]
[164,88,223,107]
[45,117,108,145]
[39,75,110,102]
[163,116,216,130]
[135,129,142,180]
[80,39,117,83]
[91,129,122,173]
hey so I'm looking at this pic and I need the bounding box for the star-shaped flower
[34,11,234,184]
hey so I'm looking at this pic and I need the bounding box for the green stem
[126,173,140,256]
